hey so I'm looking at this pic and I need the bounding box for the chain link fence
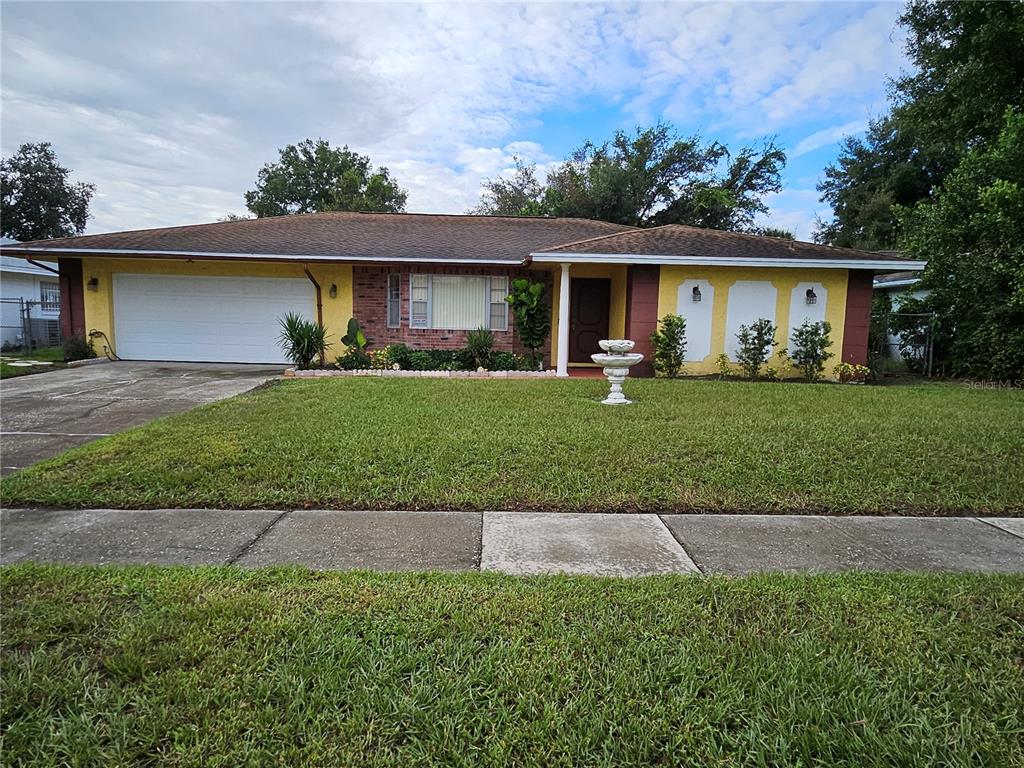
[0,297,63,351]
[869,311,935,378]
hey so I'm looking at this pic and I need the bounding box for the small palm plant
[278,313,329,369]
[465,326,495,369]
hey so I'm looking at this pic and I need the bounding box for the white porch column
[556,262,571,377]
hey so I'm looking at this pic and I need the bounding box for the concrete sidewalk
[2,508,1022,576]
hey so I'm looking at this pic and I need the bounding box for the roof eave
[529,252,927,271]
[874,278,921,288]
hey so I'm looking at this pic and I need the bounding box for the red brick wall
[841,269,874,365]
[353,265,552,361]
[624,265,661,378]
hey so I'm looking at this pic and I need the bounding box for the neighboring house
[0,254,62,349]
[0,213,923,375]
[873,270,928,307]
[873,269,932,370]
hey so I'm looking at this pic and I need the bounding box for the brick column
[58,257,86,339]
[840,269,873,365]
[624,265,660,378]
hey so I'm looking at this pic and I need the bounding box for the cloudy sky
[1,1,907,239]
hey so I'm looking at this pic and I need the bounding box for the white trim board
[531,252,926,270]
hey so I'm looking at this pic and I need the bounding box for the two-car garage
[112,273,315,364]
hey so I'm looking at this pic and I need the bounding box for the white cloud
[1,2,907,232]
[792,120,867,157]
[758,188,828,241]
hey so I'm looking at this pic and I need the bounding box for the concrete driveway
[1,361,278,475]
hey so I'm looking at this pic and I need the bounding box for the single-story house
[0,212,923,376]
[0,253,62,349]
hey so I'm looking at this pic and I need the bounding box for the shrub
[465,327,494,369]
[368,346,395,370]
[734,318,777,379]
[387,343,413,370]
[715,353,732,379]
[789,320,834,381]
[62,335,97,362]
[834,362,871,383]
[337,349,371,370]
[278,313,328,369]
[407,350,434,371]
[650,314,687,378]
[506,279,550,368]
[488,350,531,371]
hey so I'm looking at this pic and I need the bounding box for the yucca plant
[465,326,494,369]
[278,313,329,369]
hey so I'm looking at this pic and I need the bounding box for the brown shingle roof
[3,212,633,264]
[533,224,914,263]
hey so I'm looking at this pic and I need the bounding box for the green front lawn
[0,345,66,379]
[2,566,1021,766]
[2,378,1022,513]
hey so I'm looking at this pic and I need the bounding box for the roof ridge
[658,223,888,257]
[11,211,637,247]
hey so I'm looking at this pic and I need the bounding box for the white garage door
[113,273,314,363]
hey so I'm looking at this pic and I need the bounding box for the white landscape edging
[284,368,557,379]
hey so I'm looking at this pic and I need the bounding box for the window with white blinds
[408,274,508,330]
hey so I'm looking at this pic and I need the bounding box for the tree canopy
[816,1,1024,248]
[899,109,1024,379]
[244,139,407,218]
[0,142,95,241]
[472,123,785,232]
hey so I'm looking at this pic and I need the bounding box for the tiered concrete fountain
[591,339,644,405]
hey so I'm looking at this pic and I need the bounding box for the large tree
[0,142,95,241]
[815,117,939,249]
[816,1,1024,248]
[245,139,407,217]
[469,158,549,217]
[472,123,785,231]
[899,109,1024,380]
[650,139,786,230]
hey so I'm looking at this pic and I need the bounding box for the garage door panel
[113,274,314,363]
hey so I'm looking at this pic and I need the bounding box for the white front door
[113,273,314,363]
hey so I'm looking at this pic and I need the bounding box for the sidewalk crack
[227,510,288,565]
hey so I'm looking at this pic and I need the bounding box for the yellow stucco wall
[656,266,849,376]
[79,257,353,359]
[545,263,627,365]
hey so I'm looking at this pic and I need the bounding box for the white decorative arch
[787,282,828,350]
[675,279,714,361]
[725,281,778,360]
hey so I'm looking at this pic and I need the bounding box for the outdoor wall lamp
[329,283,337,299]
[692,286,702,302]
[805,288,817,305]
[86,277,99,291]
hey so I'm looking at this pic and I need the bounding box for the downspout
[27,259,60,275]
[303,265,326,366]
